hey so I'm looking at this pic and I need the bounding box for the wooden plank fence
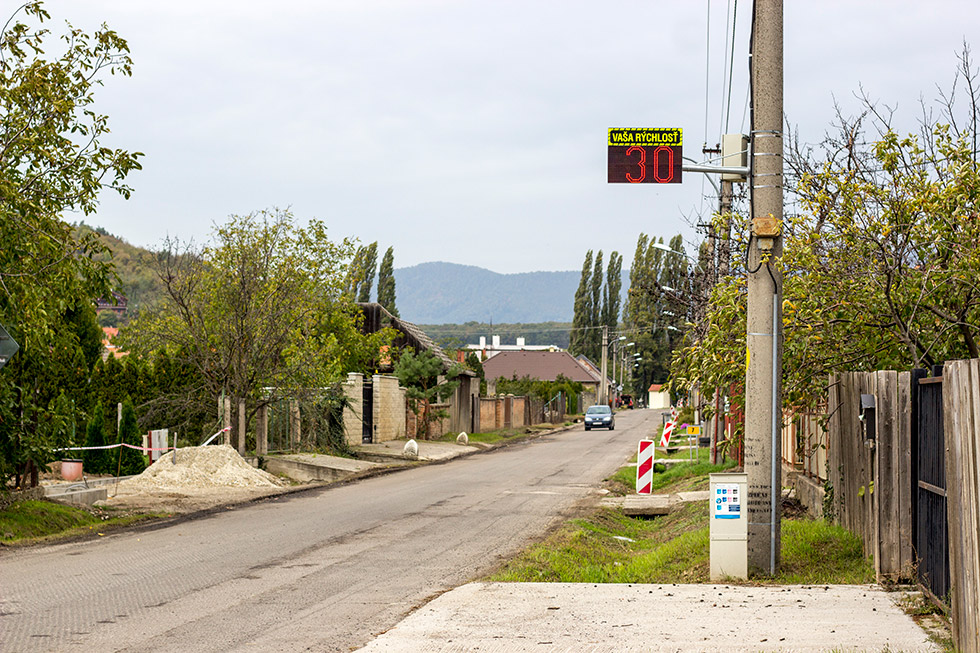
[826,370,913,579]
[944,359,980,653]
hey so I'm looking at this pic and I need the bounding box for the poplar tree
[377,246,398,316]
[603,251,622,332]
[570,250,593,355]
[357,242,378,303]
[588,251,604,360]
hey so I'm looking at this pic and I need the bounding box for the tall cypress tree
[570,250,593,355]
[357,242,378,303]
[588,250,604,361]
[83,401,109,474]
[604,251,622,331]
[377,246,398,316]
[346,246,365,299]
[117,397,145,476]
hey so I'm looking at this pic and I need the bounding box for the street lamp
[652,242,697,262]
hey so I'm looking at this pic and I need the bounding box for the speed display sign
[607,128,682,184]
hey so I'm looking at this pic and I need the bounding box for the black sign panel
[607,128,683,184]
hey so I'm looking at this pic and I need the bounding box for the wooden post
[471,394,480,433]
[223,397,232,446]
[256,404,268,456]
[238,400,247,455]
[290,400,300,449]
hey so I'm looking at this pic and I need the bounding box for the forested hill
[88,229,622,325]
[393,262,579,324]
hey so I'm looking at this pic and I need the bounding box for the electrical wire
[725,0,738,135]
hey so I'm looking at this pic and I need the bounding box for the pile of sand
[119,444,283,492]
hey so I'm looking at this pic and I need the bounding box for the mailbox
[860,394,876,444]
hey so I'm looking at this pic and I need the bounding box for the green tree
[0,2,141,486]
[671,50,980,424]
[83,401,109,475]
[623,233,688,396]
[394,349,460,439]
[570,250,593,356]
[463,351,486,395]
[603,251,623,332]
[122,209,392,442]
[588,250,604,360]
[357,242,378,303]
[115,397,145,476]
[377,246,399,316]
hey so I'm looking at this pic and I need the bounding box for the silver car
[584,405,615,431]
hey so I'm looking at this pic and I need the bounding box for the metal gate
[362,381,374,444]
[911,367,950,603]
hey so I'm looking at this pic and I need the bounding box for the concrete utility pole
[745,0,783,576]
[599,326,609,404]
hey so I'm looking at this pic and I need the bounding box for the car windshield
[586,406,611,415]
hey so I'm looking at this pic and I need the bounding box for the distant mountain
[394,262,579,324]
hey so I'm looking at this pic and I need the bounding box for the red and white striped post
[636,440,655,494]
[660,419,675,448]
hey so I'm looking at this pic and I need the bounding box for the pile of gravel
[120,444,283,491]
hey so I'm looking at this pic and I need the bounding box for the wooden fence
[826,370,914,580]
[823,362,980,653]
[943,359,980,653]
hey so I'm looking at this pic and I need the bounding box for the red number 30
[626,145,675,183]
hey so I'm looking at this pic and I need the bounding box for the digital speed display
[607,128,683,184]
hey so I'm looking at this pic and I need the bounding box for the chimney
[492,335,501,349]
[479,336,486,348]
[517,337,526,348]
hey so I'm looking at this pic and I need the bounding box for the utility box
[721,133,749,182]
[710,472,748,580]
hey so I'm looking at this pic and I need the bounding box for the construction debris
[119,444,283,492]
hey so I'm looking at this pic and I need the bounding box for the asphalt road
[0,409,659,652]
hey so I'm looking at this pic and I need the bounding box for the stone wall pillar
[343,373,364,446]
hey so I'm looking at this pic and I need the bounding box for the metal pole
[770,293,779,576]
[745,0,783,576]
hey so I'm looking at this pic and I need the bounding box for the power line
[725,0,739,135]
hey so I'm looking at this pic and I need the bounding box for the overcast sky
[38,0,980,273]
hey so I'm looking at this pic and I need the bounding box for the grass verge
[0,499,168,546]
[488,499,874,585]
[490,449,873,586]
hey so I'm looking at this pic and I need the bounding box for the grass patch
[488,468,875,585]
[0,500,98,541]
[488,498,874,586]
[779,519,874,584]
[0,499,168,545]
